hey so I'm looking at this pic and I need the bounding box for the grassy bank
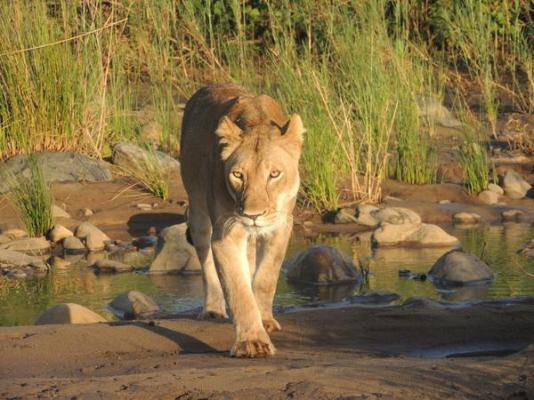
[0,0,533,209]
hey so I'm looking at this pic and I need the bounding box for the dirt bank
[1,301,533,399]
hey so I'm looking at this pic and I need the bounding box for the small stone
[284,245,361,285]
[439,200,451,204]
[76,222,110,252]
[0,229,28,244]
[502,170,531,199]
[373,223,459,248]
[35,303,106,325]
[0,237,50,254]
[0,249,47,269]
[91,259,133,273]
[108,291,160,319]
[52,204,71,219]
[478,190,499,205]
[452,212,481,225]
[502,209,525,222]
[63,236,86,255]
[82,208,94,217]
[148,224,200,274]
[428,249,494,286]
[48,225,73,242]
[355,204,381,227]
[488,183,504,195]
[152,203,159,208]
[383,195,403,202]
[334,208,357,224]
[136,203,152,210]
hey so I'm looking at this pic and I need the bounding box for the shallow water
[0,223,533,326]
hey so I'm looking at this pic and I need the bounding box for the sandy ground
[1,301,533,399]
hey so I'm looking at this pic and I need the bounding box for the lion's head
[215,114,305,232]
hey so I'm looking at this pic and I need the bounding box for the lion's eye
[270,170,281,179]
[232,171,243,179]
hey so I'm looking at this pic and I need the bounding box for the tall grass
[9,157,53,237]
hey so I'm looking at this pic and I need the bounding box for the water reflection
[1,223,533,326]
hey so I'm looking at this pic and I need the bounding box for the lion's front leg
[211,224,275,358]
[253,220,292,333]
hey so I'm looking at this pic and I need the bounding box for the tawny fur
[180,84,304,357]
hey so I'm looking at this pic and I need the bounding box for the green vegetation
[0,0,533,209]
[123,149,171,200]
[9,158,54,237]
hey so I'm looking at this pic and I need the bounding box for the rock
[284,245,361,285]
[0,152,112,193]
[6,269,28,279]
[428,249,494,286]
[354,204,380,227]
[136,203,153,211]
[334,208,357,224]
[373,207,421,225]
[478,190,499,205]
[439,200,451,204]
[402,297,446,309]
[502,170,532,199]
[75,222,110,252]
[0,249,47,269]
[488,183,504,195]
[134,235,158,249]
[82,208,94,217]
[35,303,106,325]
[416,96,462,128]
[0,229,27,244]
[148,224,200,274]
[51,204,71,219]
[112,142,180,176]
[349,291,400,305]
[0,237,50,254]
[452,212,481,225]
[373,223,459,248]
[502,209,525,222]
[108,291,159,319]
[48,225,73,242]
[91,259,133,273]
[63,236,86,255]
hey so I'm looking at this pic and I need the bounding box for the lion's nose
[241,211,266,221]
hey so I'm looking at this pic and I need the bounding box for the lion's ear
[216,116,242,160]
[281,113,305,155]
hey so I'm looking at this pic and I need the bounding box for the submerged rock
[148,224,200,274]
[112,142,180,176]
[373,223,459,248]
[35,303,106,325]
[349,291,400,305]
[452,212,481,225]
[63,236,86,255]
[0,152,112,193]
[502,170,532,199]
[428,249,494,287]
[284,245,361,285]
[91,259,133,273]
[502,209,525,222]
[108,291,159,320]
[478,190,499,205]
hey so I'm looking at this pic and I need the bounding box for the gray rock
[488,183,504,195]
[112,142,180,176]
[334,208,357,224]
[0,249,47,269]
[148,224,200,274]
[35,303,106,325]
[284,245,361,285]
[416,95,462,128]
[452,212,481,225]
[63,236,86,255]
[373,207,421,225]
[0,152,112,193]
[355,204,381,227]
[91,259,133,273]
[0,229,27,244]
[373,223,459,248]
[51,204,71,219]
[108,291,159,320]
[0,237,50,254]
[48,225,73,243]
[428,249,494,286]
[502,209,525,222]
[478,190,499,205]
[75,222,110,252]
[82,208,94,217]
[503,170,531,199]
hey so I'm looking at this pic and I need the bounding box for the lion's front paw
[197,309,228,321]
[262,318,282,333]
[230,335,276,358]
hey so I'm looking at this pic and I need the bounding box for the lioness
[180,84,304,357]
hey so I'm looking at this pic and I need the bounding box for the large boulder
[108,291,159,320]
[35,303,106,325]
[284,245,361,285]
[112,142,180,176]
[148,224,200,274]
[502,170,532,199]
[0,152,112,193]
[428,250,494,287]
[0,237,50,254]
[373,223,459,248]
